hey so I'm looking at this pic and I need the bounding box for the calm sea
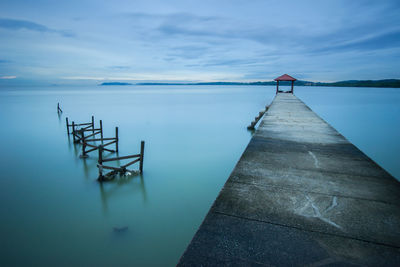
[0,85,398,266]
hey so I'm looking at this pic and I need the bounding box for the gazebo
[274,74,297,94]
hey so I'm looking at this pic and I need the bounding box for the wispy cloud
[108,66,131,70]
[124,9,400,57]
[0,76,17,79]
[166,45,210,60]
[0,18,74,37]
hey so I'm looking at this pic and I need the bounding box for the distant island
[100,82,133,86]
[100,79,400,88]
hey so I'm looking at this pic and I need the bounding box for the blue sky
[0,0,399,84]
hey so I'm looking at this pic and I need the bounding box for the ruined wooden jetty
[97,141,145,181]
[178,93,400,266]
[64,115,144,178]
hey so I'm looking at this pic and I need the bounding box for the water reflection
[67,137,147,214]
[81,158,92,179]
[99,174,147,215]
[80,151,116,178]
[57,111,62,123]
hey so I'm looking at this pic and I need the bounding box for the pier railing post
[139,141,145,173]
[115,127,119,152]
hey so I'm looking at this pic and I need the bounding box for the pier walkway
[178,93,400,266]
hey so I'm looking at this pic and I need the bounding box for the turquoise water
[0,85,398,266]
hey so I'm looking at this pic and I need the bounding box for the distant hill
[136,79,400,88]
[100,82,133,86]
[309,79,400,88]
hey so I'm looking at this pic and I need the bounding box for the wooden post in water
[66,117,70,135]
[72,121,76,142]
[115,127,119,152]
[100,120,103,142]
[80,129,88,158]
[57,103,62,113]
[139,141,145,173]
[98,145,104,181]
[91,116,95,135]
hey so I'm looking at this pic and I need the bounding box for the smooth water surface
[0,85,272,266]
[0,85,398,266]
[296,86,400,180]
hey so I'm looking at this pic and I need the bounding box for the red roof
[274,74,297,81]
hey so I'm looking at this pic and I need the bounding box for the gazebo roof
[274,74,297,81]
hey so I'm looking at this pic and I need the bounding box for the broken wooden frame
[80,126,118,158]
[97,141,145,181]
[66,116,101,143]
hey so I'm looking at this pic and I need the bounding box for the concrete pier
[178,93,400,266]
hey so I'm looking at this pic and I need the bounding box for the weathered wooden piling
[91,116,95,135]
[100,120,103,141]
[80,129,89,158]
[66,117,70,135]
[57,103,62,113]
[140,141,145,173]
[178,93,400,266]
[98,145,104,181]
[72,121,76,142]
[115,127,119,152]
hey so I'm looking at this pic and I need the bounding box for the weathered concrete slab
[213,182,400,247]
[178,93,400,266]
[179,213,400,266]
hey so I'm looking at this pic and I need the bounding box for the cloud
[311,28,400,54]
[125,10,400,59]
[0,18,74,37]
[108,65,131,70]
[166,45,210,60]
[0,76,17,79]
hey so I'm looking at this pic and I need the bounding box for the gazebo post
[276,80,279,94]
[291,80,294,93]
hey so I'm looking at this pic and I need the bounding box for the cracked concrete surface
[303,195,342,229]
[308,151,320,168]
[178,93,400,266]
